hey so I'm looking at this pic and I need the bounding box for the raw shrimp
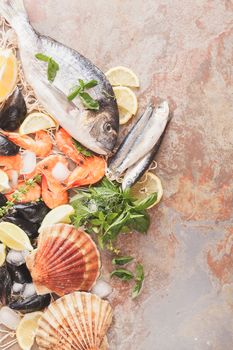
[6,181,41,203]
[2,130,52,157]
[66,156,106,188]
[41,176,68,209]
[55,128,85,164]
[0,154,22,171]
[29,155,68,193]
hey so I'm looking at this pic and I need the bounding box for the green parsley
[67,79,99,110]
[35,53,59,82]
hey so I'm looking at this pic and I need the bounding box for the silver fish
[107,101,170,180]
[122,116,170,190]
[0,0,119,155]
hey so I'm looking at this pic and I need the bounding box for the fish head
[81,103,119,155]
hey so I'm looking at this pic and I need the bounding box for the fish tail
[0,0,27,24]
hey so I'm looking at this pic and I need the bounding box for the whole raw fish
[0,0,119,155]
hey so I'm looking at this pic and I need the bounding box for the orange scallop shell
[26,224,101,296]
[36,292,113,350]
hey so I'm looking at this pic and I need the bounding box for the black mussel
[0,193,7,207]
[2,214,40,239]
[9,294,51,313]
[0,87,27,131]
[6,262,32,284]
[14,201,50,224]
[0,133,19,156]
[0,266,12,305]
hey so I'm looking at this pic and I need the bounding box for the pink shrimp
[0,154,22,172]
[2,130,52,157]
[65,156,106,188]
[41,176,68,209]
[55,128,85,165]
[6,181,41,203]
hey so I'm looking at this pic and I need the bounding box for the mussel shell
[2,214,40,239]
[0,134,19,156]
[14,201,50,224]
[6,262,32,284]
[0,193,7,207]
[0,87,27,131]
[9,294,51,313]
[0,266,12,305]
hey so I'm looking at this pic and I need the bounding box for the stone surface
[14,0,233,349]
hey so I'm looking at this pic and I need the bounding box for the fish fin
[0,0,27,23]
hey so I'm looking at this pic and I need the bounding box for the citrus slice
[19,112,57,135]
[118,106,134,125]
[0,169,10,192]
[0,243,6,267]
[106,66,139,87]
[0,222,33,251]
[130,172,163,208]
[113,86,138,116]
[0,49,18,103]
[39,204,75,231]
[16,312,43,350]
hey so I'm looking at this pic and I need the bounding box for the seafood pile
[0,1,172,349]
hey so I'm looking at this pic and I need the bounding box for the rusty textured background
[16,0,233,349]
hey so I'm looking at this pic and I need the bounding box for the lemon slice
[113,86,138,122]
[16,312,43,350]
[0,243,6,267]
[19,112,57,135]
[106,66,139,87]
[0,169,10,192]
[39,204,75,231]
[0,222,33,251]
[0,49,18,103]
[131,172,163,208]
[118,106,134,125]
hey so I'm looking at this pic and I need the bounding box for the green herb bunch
[70,177,157,250]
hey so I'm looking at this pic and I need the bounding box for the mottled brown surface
[12,0,233,349]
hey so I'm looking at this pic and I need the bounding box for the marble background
[15,0,233,349]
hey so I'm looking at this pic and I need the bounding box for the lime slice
[39,204,75,232]
[19,112,56,135]
[0,222,33,251]
[0,243,6,266]
[16,312,43,350]
[131,172,163,208]
[106,66,139,87]
[113,86,138,116]
[0,169,10,192]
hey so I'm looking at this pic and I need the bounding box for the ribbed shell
[36,292,113,350]
[26,224,101,296]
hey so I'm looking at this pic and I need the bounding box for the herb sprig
[70,178,157,249]
[35,53,60,82]
[67,79,99,110]
[72,139,92,157]
[0,175,41,218]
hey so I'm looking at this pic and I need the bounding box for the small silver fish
[0,0,119,155]
[107,101,170,180]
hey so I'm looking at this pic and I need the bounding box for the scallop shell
[26,224,101,296]
[36,292,113,350]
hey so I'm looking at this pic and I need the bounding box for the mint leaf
[111,268,134,281]
[35,53,59,82]
[132,263,144,298]
[79,92,100,110]
[112,256,134,266]
[35,53,50,62]
[67,79,99,110]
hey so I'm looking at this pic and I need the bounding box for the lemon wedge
[106,66,139,87]
[113,86,138,124]
[0,222,33,251]
[0,169,10,192]
[19,112,57,135]
[130,172,163,208]
[0,243,6,267]
[16,312,43,350]
[0,49,18,103]
[39,204,75,232]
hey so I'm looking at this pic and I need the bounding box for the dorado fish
[0,0,119,155]
[107,101,170,180]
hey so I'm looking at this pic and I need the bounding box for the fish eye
[104,122,112,133]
